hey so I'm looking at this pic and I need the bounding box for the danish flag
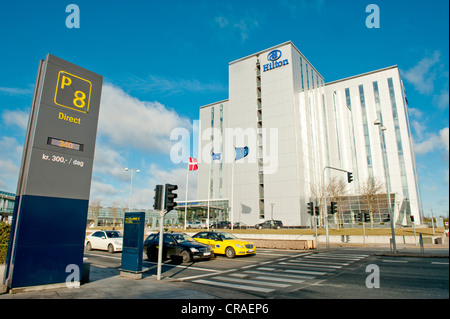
[189,157,198,171]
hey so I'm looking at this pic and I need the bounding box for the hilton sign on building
[197,41,423,228]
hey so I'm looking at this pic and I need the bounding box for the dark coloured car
[144,232,213,263]
[211,221,232,229]
[255,220,283,229]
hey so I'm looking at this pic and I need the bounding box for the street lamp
[125,167,140,212]
[373,119,396,253]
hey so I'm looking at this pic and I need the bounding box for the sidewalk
[0,265,218,299]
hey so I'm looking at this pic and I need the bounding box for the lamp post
[374,119,396,254]
[125,167,140,212]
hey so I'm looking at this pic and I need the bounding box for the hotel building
[195,41,422,228]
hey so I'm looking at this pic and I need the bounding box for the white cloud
[148,163,198,201]
[415,126,449,156]
[0,86,33,96]
[98,83,191,153]
[214,13,260,42]
[2,109,29,130]
[434,89,449,109]
[0,136,22,192]
[402,51,440,94]
[125,74,226,95]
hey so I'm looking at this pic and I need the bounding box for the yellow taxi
[192,231,255,258]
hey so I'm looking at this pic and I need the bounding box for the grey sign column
[3,54,103,290]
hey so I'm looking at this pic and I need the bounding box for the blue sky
[0,0,448,217]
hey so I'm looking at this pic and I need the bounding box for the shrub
[0,222,11,264]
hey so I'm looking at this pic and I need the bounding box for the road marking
[280,262,343,269]
[382,260,408,263]
[257,267,276,271]
[290,259,350,266]
[305,255,361,261]
[241,264,257,269]
[142,260,221,272]
[431,262,449,265]
[214,276,290,288]
[244,270,316,280]
[318,253,369,258]
[283,269,328,276]
[254,276,305,284]
[193,279,275,293]
[256,252,296,257]
[85,253,121,260]
[174,269,236,282]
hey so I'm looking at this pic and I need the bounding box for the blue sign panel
[121,212,145,273]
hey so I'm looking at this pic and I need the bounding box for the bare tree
[110,201,122,228]
[360,177,383,230]
[326,177,347,229]
[89,199,102,227]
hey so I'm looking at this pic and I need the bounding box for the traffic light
[330,202,337,215]
[410,216,415,222]
[164,184,178,211]
[153,185,163,210]
[307,202,314,215]
[347,172,353,183]
[314,206,320,216]
[364,212,370,222]
[356,212,362,222]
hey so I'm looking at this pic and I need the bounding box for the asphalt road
[84,247,449,299]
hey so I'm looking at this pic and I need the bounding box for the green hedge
[0,222,11,264]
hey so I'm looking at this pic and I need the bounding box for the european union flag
[235,146,249,161]
[212,152,221,160]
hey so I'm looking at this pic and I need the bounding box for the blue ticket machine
[121,212,145,274]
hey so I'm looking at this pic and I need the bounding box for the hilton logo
[263,49,289,72]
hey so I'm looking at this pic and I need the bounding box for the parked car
[255,220,283,229]
[233,222,247,229]
[193,231,255,258]
[85,230,123,253]
[211,221,232,229]
[186,221,203,229]
[144,232,213,263]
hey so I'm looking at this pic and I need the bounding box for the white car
[186,221,203,229]
[85,230,123,253]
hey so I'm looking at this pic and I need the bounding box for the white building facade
[197,41,423,227]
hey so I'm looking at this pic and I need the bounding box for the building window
[373,81,391,191]
[359,84,373,179]
[300,57,304,91]
[345,88,351,110]
[388,77,409,198]
[306,64,309,90]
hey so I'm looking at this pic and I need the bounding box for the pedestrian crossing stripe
[190,252,368,294]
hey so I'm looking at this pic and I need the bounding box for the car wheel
[107,244,115,253]
[225,247,236,258]
[258,226,262,230]
[276,225,281,229]
[180,250,192,263]
[86,242,92,251]
[146,248,156,261]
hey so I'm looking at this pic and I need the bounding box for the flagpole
[184,163,189,230]
[230,147,235,231]
[207,155,211,231]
